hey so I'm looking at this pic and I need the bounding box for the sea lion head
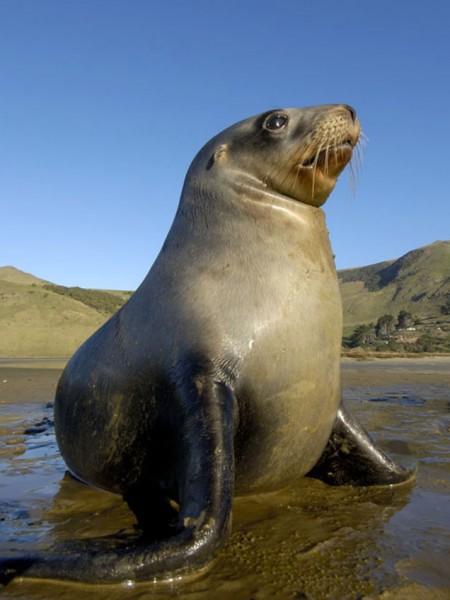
[187,104,361,208]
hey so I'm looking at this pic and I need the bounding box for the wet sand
[0,364,65,405]
[1,357,449,599]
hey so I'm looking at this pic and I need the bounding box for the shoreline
[341,355,450,386]
[0,357,69,369]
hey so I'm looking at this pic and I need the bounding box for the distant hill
[1,240,449,357]
[339,240,450,329]
[339,241,450,352]
[0,265,48,286]
[0,267,132,358]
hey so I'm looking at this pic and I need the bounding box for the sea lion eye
[264,113,289,131]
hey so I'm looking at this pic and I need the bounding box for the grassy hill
[339,240,450,352]
[0,266,132,358]
[0,266,48,286]
[339,241,450,326]
[1,240,449,357]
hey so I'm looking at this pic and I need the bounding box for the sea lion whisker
[349,160,358,195]
[298,138,318,168]
[348,134,366,194]
[275,143,311,193]
[324,141,332,176]
[311,141,326,197]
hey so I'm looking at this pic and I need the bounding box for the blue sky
[1,0,449,290]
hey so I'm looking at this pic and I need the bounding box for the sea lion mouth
[299,140,354,169]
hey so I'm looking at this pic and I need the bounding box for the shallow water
[0,362,449,599]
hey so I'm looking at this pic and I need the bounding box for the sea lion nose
[343,105,357,121]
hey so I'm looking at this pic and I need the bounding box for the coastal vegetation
[42,284,129,315]
[343,310,450,354]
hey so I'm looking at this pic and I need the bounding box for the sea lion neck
[175,170,326,241]
[225,170,328,220]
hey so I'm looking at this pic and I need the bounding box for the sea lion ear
[206,144,228,170]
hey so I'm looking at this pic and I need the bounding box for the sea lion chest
[135,200,343,493]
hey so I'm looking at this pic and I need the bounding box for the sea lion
[0,105,411,585]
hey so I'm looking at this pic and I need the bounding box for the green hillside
[0,265,48,286]
[339,241,450,325]
[0,266,132,358]
[339,241,450,352]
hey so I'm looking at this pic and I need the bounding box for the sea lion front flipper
[307,402,413,486]
[0,377,236,584]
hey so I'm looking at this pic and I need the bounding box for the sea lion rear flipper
[307,402,413,486]
[0,377,236,584]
